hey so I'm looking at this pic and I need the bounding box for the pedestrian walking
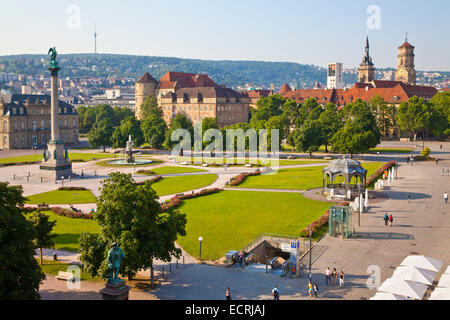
[339,271,345,288]
[325,267,331,285]
[308,281,313,297]
[389,214,394,227]
[445,192,448,205]
[272,285,280,300]
[383,212,389,226]
[332,268,338,286]
[443,169,445,176]
[313,283,319,298]
[225,287,232,300]
[440,144,443,151]
[447,169,449,176]
[408,194,412,203]
[406,157,410,165]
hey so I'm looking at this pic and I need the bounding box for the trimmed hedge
[160,188,222,212]
[300,201,350,238]
[228,170,261,187]
[136,169,156,175]
[135,175,162,185]
[58,187,87,191]
[22,206,94,220]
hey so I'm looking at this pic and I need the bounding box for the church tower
[395,34,416,85]
[135,72,158,120]
[358,35,375,83]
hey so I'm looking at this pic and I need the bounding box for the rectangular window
[64,119,68,128]
[21,121,24,130]
[41,120,45,129]
[73,119,76,128]
[32,120,36,130]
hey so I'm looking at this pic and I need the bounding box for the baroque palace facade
[135,71,250,126]
[0,94,79,150]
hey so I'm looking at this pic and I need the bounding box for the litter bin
[53,252,58,261]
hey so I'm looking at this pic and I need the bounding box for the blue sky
[1,0,449,70]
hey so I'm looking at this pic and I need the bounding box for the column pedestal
[39,140,72,180]
[100,280,131,300]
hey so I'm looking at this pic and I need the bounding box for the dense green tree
[330,99,381,158]
[265,115,285,150]
[28,212,56,265]
[251,94,285,122]
[88,118,114,152]
[281,99,300,134]
[111,116,143,148]
[140,95,163,120]
[81,107,97,132]
[431,92,450,136]
[0,182,44,300]
[369,95,396,138]
[164,114,194,150]
[317,103,342,153]
[289,119,324,157]
[95,105,116,124]
[113,107,135,127]
[141,115,167,149]
[79,173,187,285]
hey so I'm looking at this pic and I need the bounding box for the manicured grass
[0,152,113,164]
[177,191,331,261]
[38,259,103,281]
[39,210,100,252]
[235,162,385,190]
[138,166,208,175]
[25,190,97,205]
[175,157,327,167]
[95,158,163,167]
[151,174,218,196]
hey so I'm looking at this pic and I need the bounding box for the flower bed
[160,188,222,212]
[366,161,396,187]
[300,201,349,238]
[135,175,162,185]
[228,170,261,187]
[58,187,87,191]
[22,206,93,219]
[136,169,156,175]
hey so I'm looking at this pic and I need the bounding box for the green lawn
[151,174,218,196]
[40,210,100,252]
[138,166,208,175]
[38,259,102,281]
[235,162,385,190]
[177,191,331,261]
[0,152,113,164]
[25,190,97,205]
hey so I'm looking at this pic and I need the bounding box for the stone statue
[107,242,125,285]
[43,149,47,161]
[53,149,57,160]
[48,47,60,76]
[64,148,68,159]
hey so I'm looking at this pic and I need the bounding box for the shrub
[135,176,162,185]
[421,147,431,158]
[366,161,396,187]
[160,188,222,212]
[58,186,87,191]
[136,169,156,175]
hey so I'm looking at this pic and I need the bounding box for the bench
[57,271,74,281]
[180,161,188,165]
[244,164,252,167]
[202,163,208,167]
[37,203,49,211]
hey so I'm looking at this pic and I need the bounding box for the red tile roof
[241,90,272,99]
[136,72,157,84]
[283,89,334,104]
[279,83,292,95]
[158,72,218,90]
[399,42,414,48]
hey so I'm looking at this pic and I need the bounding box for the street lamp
[309,227,312,280]
[198,236,203,261]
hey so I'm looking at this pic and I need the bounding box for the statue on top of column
[48,47,61,76]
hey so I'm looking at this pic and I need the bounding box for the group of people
[441,168,450,176]
[383,212,394,227]
[325,267,345,288]
[225,285,281,300]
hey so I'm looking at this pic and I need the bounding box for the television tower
[94,23,97,54]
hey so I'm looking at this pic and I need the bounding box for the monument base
[100,280,131,300]
[39,141,73,180]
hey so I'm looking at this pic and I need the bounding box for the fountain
[107,135,153,166]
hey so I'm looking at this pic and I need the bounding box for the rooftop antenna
[405,32,408,42]
[94,23,97,54]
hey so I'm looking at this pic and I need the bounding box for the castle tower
[358,35,375,83]
[135,72,158,120]
[395,34,416,85]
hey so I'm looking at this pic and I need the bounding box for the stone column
[51,75,59,142]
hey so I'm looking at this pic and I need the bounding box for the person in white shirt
[325,267,331,285]
[444,192,448,205]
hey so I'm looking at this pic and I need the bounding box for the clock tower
[395,34,416,85]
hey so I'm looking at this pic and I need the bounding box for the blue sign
[290,241,299,249]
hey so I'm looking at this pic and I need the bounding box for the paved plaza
[1,142,449,300]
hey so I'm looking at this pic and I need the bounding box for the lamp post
[309,227,312,280]
[198,236,203,261]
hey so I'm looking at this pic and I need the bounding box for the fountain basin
[106,159,154,166]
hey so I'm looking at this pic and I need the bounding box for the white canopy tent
[429,287,450,300]
[400,256,444,273]
[378,278,428,300]
[392,266,437,286]
[370,292,409,300]
[444,266,450,275]
[437,273,450,288]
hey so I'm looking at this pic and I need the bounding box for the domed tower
[135,72,158,120]
[395,34,416,85]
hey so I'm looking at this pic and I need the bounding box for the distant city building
[160,87,249,127]
[0,94,79,150]
[21,85,32,95]
[241,89,273,109]
[327,63,344,89]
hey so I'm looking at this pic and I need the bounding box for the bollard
[183,256,185,265]
[55,179,57,184]
[176,260,179,269]
[13,174,15,180]
[169,263,172,273]
[162,267,164,277]
[40,177,43,183]
[69,176,71,181]
[26,176,29,181]
[53,252,58,261]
